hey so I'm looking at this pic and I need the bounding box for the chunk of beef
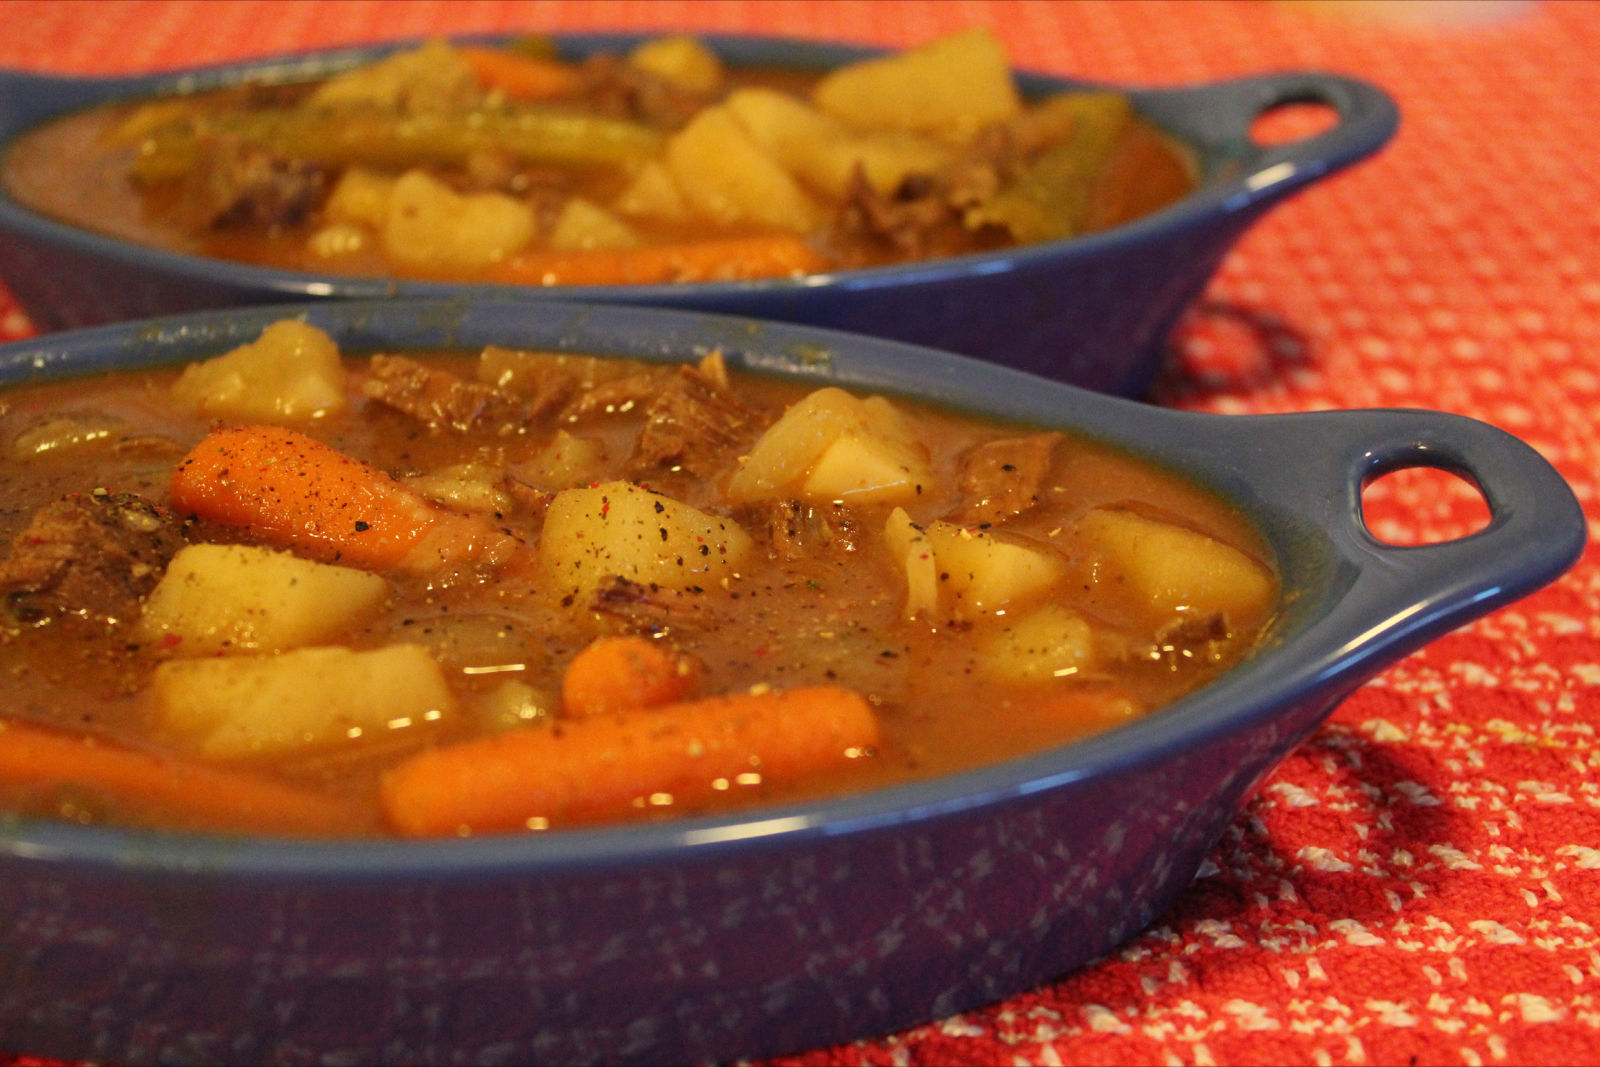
[831,168,959,262]
[574,53,713,130]
[363,354,572,435]
[947,433,1062,526]
[630,365,757,477]
[189,137,330,230]
[735,499,863,562]
[0,491,184,630]
[563,362,756,478]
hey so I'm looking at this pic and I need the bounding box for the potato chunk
[726,388,931,505]
[884,509,1064,621]
[539,480,753,602]
[137,543,389,656]
[548,197,642,251]
[885,507,938,619]
[978,603,1096,683]
[324,167,396,229]
[1076,508,1276,628]
[725,88,954,198]
[628,35,724,94]
[153,643,455,760]
[924,520,1065,619]
[169,320,346,422]
[663,106,824,232]
[383,169,536,272]
[612,159,692,222]
[811,27,1022,141]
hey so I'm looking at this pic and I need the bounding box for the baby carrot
[487,233,830,287]
[169,425,525,574]
[561,635,704,718]
[0,718,369,837]
[456,45,582,101]
[380,684,880,835]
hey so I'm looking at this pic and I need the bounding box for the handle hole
[1250,101,1339,147]
[1360,465,1491,546]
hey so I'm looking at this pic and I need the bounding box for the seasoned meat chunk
[630,364,757,477]
[947,432,1062,526]
[0,490,184,630]
[364,354,569,435]
[736,499,863,562]
[566,362,756,478]
[191,138,330,230]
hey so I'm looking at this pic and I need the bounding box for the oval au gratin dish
[0,298,1581,1065]
[0,30,1399,395]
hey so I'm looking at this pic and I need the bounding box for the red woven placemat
[0,2,1597,1064]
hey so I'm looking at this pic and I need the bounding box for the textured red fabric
[1,2,1597,1064]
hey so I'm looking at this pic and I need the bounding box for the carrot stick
[168,425,525,574]
[487,234,831,287]
[380,684,880,834]
[561,635,704,718]
[0,719,369,837]
[456,45,582,101]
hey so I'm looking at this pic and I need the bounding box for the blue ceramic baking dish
[0,298,1581,1065]
[0,34,1398,396]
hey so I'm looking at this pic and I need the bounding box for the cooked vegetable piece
[405,462,515,515]
[561,635,704,718]
[922,520,1065,619]
[170,319,347,422]
[884,507,939,619]
[726,387,930,505]
[168,424,525,574]
[628,35,724,94]
[456,44,582,100]
[547,197,643,251]
[130,107,664,186]
[306,38,479,113]
[383,170,536,272]
[964,92,1133,243]
[0,718,368,836]
[978,603,1097,682]
[538,480,753,602]
[725,87,952,198]
[811,27,1022,140]
[137,543,389,655]
[380,684,880,833]
[1075,507,1276,628]
[153,643,454,759]
[664,106,825,232]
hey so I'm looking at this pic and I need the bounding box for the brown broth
[1,40,1195,283]
[0,347,1275,836]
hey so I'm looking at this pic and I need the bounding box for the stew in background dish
[1,29,1196,286]
[0,320,1275,836]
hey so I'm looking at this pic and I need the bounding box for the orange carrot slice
[561,635,704,718]
[457,45,582,101]
[380,684,880,834]
[169,425,524,574]
[0,719,369,837]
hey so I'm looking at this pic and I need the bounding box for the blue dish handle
[1135,70,1401,211]
[1191,406,1585,675]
